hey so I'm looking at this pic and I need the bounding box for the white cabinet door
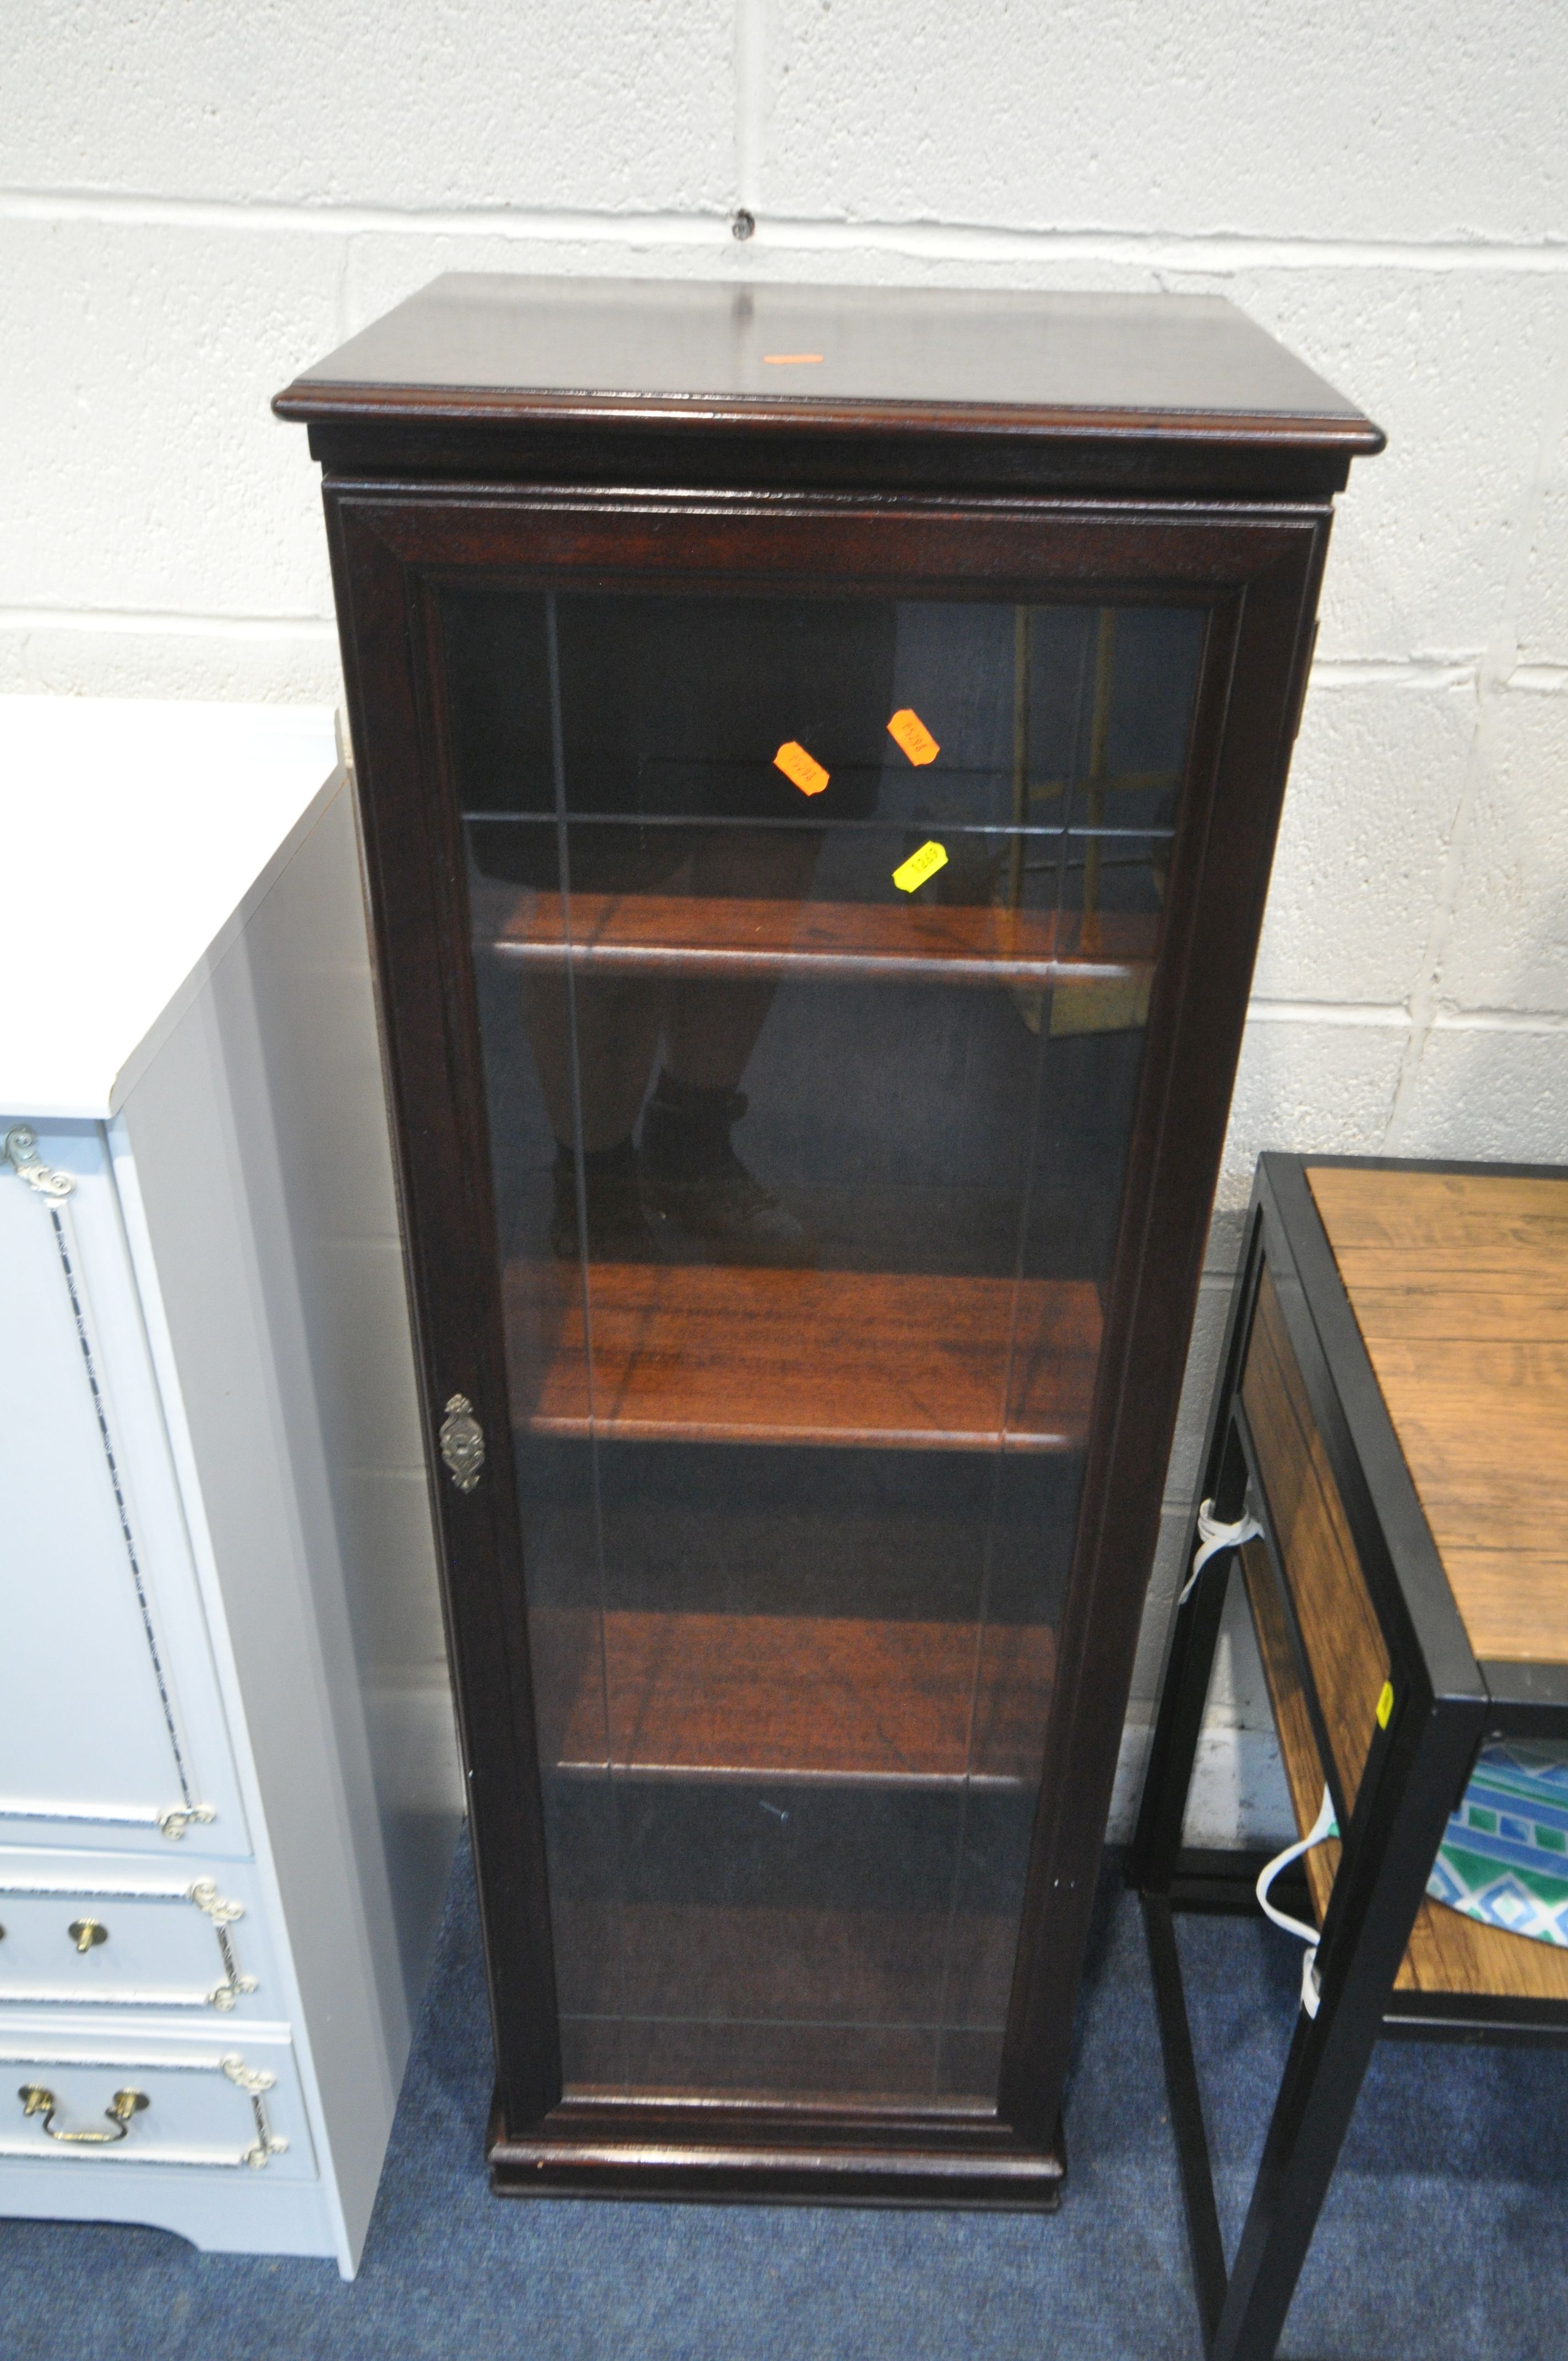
[0,1119,247,1856]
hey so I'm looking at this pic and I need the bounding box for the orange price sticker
[886,708,940,767]
[774,740,830,797]
[892,840,949,894]
[764,353,824,365]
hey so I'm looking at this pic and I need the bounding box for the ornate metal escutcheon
[158,1803,217,1842]
[439,1394,486,1493]
[221,2054,290,2167]
[190,1878,259,2010]
[2,1125,75,1200]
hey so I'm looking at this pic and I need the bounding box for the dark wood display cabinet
[275,278,1381,2206]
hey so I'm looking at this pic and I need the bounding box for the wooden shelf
[546,1610,1054,1786]
[505,1260,1102,1451]
[1240,1537,1568,2008]
[490,889,1156,989]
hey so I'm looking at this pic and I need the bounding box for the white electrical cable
[1256,1784,1340,2018]
[1177,1498,1266,1606]
[1177,1494,1336,2015]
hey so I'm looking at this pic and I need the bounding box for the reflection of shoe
[645,1159,818,1266]
[550,1141,660,1263]
[640,1077,817,1268]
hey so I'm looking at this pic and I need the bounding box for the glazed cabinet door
[327,488,1327,2175]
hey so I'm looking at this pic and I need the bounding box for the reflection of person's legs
[530,829,823,1265]
[642,829,822,1265]
[522,974,664,1149]
[663,829,821,1087]
[524,972,665,1259]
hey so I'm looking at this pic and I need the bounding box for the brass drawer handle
[19,2083,150,2144]
[439,1394,485,1492]
[67,1918,108,1954]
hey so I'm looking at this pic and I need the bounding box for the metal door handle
[18,2084,150,2144]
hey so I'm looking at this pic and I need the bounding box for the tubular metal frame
[1128,1152,1568,2361]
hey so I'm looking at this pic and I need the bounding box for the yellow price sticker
[1376,1679,1394,1729]
[774,740,830,797]
[892,840,949,894]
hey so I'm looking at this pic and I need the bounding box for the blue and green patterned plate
[1426,1742,1568,1947]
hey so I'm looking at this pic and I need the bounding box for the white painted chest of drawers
[0,698,461,2275]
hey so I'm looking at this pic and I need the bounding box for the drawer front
[0,1855,271,2016]
[1241,1261,1390,1815]
[0,2030,315,2177]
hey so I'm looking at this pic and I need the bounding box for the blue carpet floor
[4,1835,1567,2360]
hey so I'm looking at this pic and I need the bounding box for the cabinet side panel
[117,776,458,2267]
[238,779,462,2003]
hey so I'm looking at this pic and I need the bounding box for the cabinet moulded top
[274,274,1384,499]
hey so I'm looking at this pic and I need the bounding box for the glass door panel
[448,583,1201,2107]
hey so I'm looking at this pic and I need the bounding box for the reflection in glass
[448,585,1202,2104]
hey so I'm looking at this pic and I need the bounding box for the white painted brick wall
[7,2,1566,1824]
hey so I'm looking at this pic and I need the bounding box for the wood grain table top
[1306,1165,1568,1667]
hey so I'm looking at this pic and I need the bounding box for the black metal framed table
[1129,1152,1568,2361]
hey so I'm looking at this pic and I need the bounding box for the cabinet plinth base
[486,2094,1065,2210]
